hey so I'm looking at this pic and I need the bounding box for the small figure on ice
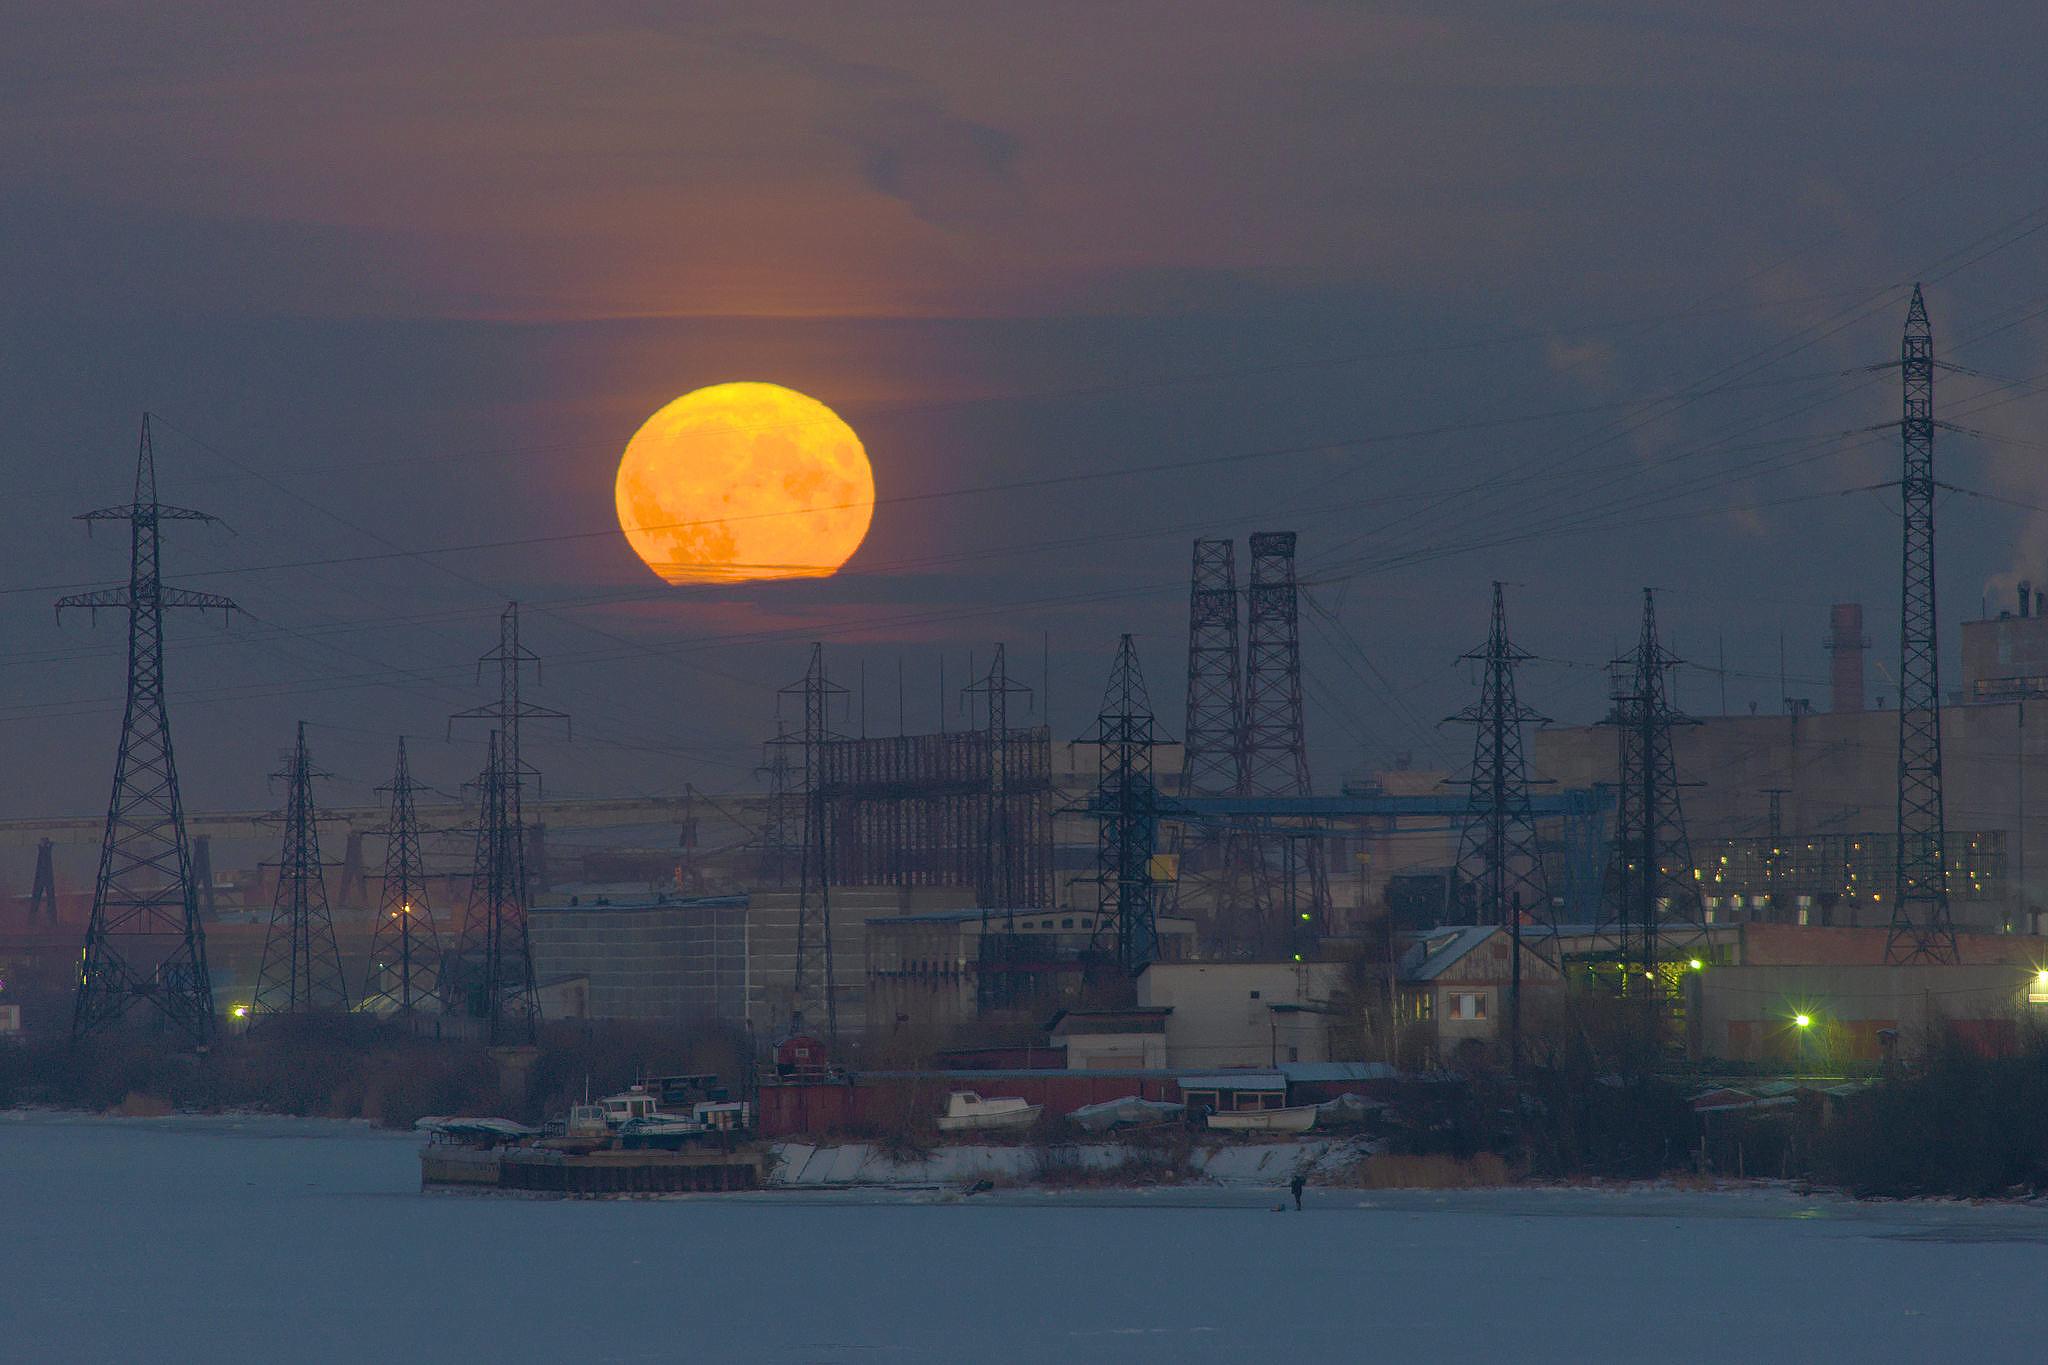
[1290,1172,1306,1211]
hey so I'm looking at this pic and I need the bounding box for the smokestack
[2022,581,2034,619]
[1827,603,1866,713]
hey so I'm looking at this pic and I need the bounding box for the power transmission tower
[451,603,564,1042]
[251,723,351,1020]
[754,718,801,889]
[1889,284,1960,964]
[1085,635,1167,972]
[29,839,58,924]
[1452,583,1551,927]
[777,643,846,1038]
[365,737,442,1013]
[1168,538,1244,927]
[1240,531,1329,953]
[59,414,238,1042]
[1600,589,1705,990]
[963,642,1035,918]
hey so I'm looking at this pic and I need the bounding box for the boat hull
[1205,1105,1318,1134]
[935,1104,1043,1132]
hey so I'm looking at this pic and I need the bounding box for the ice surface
[6,1110,2048,1363]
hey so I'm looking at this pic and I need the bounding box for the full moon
[614,382,875,585]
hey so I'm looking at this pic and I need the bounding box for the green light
[1688,958,1704,971]
[1291,953,1303,962]
[1300,912,1312,921]
[1794,1013,1811,1029]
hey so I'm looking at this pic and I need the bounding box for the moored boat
[1205,1104,1318,1134]
[934,1090,1043,1132]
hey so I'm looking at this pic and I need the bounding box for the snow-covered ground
[7,1110,2048,1363]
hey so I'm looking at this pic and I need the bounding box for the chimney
[1827,603,1866,713]
[2022,582,2034,619]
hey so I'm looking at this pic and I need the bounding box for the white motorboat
[935,1090,1043,1132]
[1205,1104,1318,1134]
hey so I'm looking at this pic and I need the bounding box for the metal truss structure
[365,737,443,1013]
[59,415,237,1042]
[251,723,351,1019]
[451,603,563,1042]
[1451,582,1551,928]
[1167,538,1245,922]
[1085,634,1166,972]
[1597,589,1706,984]
[961,643,1037,920]
[778,643,847,1038]
[1889,285,1961,964]
[817,726,1055,910]
[1237,531,1329,954]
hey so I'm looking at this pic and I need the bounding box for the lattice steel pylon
[450,603,564,1042]
[1167,538,1244,924]
[1085,635,1166,972]
[754,718,801,889]
[777,643,846,1038]
[365,737,442,1013]
[1600,589,1705,983]
[59,414,238,1042]
[1240,531,1329,953]
[1451,583,1551,928]
[251,723,351,1020]
[1889,284,1960,965]
[963,642,1035,919]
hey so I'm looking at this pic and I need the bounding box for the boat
[935,1091,1043,1132]
[1205,1104,1319,1134]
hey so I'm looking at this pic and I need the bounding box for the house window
[1448,992,1488,1022]
[1061,918,1074,928]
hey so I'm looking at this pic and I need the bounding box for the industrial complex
[5,287,2048,1143]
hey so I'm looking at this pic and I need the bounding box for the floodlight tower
[59,415,237,1042]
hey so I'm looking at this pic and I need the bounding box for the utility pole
[59,414,238,1042]
[1889,284,1960,964]
[366,737,442,1014]
[251,723,351,1020]
[1086,635,1166,972]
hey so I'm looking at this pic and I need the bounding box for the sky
[5,2,2048,846]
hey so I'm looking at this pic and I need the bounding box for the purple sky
[5,2,2048,836]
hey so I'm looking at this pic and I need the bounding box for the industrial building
[1533,600,2048,938]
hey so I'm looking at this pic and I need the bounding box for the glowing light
[231,1004,249,1019]
[1794,1013,1811,1029]
[615,382,875,584]
[1688,958,1704,971]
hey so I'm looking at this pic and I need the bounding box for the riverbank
[7,1111,2048,1363]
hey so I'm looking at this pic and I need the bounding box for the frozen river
[7,1111,2048,1363]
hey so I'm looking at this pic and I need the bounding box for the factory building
[1530,600,2048,938]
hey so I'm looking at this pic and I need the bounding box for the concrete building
[1532,602,2048,936]
[1046,1007,1171,1069]
[1688,962,2048,1063]
[526,895,749,1028]
[864,908,1196,1042]
[1133,960,1346,1067]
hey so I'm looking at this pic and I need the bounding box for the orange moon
[614,382,875,584]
